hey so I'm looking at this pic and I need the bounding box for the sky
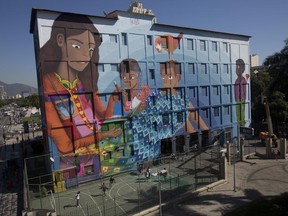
[0,0,287,88]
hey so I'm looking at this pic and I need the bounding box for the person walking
[137,163,143,174]
[145,167,151,181]
[160,168,168,182]
[75,191,80,207]
[109,175,115,187]
[100,182,108,196]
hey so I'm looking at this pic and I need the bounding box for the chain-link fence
[243,139,266,159]
[25,145,223,215]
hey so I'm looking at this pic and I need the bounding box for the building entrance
[160,138,172,155]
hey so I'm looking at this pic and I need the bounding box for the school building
[30,2,251,191]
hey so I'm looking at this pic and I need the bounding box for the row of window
[98,62,233,77]
[188,63,229,74]
[160,106,230,123]
[98,82,246,104]
[100,106,230,133]
[115,33,230,52]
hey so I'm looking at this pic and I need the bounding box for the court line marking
[118,177,137,191]
[106,190,127,215]
[59,196,86,216]
[82,191,102,216]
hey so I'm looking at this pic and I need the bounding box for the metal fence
[25,145,223,215]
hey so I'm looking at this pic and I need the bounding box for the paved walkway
[140,158,288,216]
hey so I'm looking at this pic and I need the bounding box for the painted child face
[65,30,95,72]
[161,65,180,89]
[236,61,245,76]
[121,70,139,89]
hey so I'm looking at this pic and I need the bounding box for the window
[213,86,219,95]
[189,87,196,98]
[200,40,206,51]
[189,110,197,121]
[162,114,170,125]
[188,63,195,74]
[160,62,167,75]
[174,37,181,49]
[98,64,104,72]
[147,35,153,46]
[213,64,218,74]
[213,107,220,117]
[224,85,229,94]
[201,63,207,74]
[161,61,181,76]
[201,86,208,96]
[177,112,183,123]
[223,64,229,74]
[96,33,103,43]
[111,64,118,71]
[174,62,181,74]
[153,121,157,131]
[151,95,156,105]
[175,87,184,98]
[212,41,217,52]
[129,145,135,156]
[224,106,230,115]
[187,39,194,50]
[121,33,127,45]
[110,34,117,43]
[121,60,129,73]
[103,151,111,160]
[202,109,209,118]
[149,69,155,79]
[161,36,168,49]
[223,42,228,52]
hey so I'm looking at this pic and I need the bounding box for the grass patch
[22,116,40,123]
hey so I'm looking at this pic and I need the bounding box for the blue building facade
[30,4,250,190]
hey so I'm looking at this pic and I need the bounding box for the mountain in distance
[0,80,38,96]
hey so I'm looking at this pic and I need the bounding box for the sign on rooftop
[128,1,154,15]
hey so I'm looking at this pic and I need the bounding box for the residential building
[250,54,260,67]
[30,3,251,190]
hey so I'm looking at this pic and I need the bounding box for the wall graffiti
[32,10,250,187]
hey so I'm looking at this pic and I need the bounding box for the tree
[269,91,288,132]
[16,94,40,108]
[258,38,288,134]
[251,69,272,123]
[264,38,288,97]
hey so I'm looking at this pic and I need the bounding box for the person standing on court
[75,191,80,207]
[109,175,115,187]
[160,168,168,182]
[145,167,151,181]
[100,182,108,195]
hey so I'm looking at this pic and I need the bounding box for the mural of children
[40,13,122,175]
[234,59,247,126]
[160,60,208,133]
[41,13,122,153]
[114,58,151,115]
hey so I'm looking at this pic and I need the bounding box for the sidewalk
[141,158,288,216]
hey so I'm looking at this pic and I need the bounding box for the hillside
[0,80,38,96]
